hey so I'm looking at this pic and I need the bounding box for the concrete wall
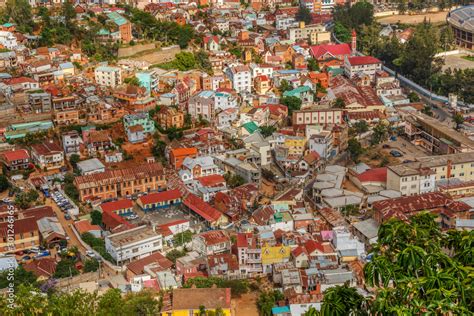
[118,43,157,58]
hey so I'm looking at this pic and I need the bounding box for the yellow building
[284,136,307,156]
[162,288,232,316]
[261,244,291,265]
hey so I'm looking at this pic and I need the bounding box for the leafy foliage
[0,266,37,290]
[281,96,302,115]
[84,259,99,273]
[259,125,277,138]
[81,232,114,263]
[0,175,10,192]
[347,138,363,163]
[54,259,80,279]
[90,210,102,226]
[295,6,312,25]
[15,189,39,209]
[223,172,246,188]
[173,230,193,247]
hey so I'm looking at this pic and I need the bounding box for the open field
[377,11,448,24]
[232,292,259,316]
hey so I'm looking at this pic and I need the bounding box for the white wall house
[225,65,251,93]
[105,226,163,264]
[95,66,122,88]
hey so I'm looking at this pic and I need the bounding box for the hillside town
[0,0,473,315]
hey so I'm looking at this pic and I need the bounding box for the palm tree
[364,255,394,288]
[321,284,367,316]
[396,245,426,278]
[303,306,320,316]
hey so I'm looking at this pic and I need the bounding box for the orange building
[157,106,185,129]
[169,147,198,170]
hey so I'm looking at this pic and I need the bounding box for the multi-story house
[169,147,198,170]
[387,152,474,196]
[203,35,220,51]
[157,106,184,129]
[105,225,163,264]
[309,131,335,160]
[224,65,252,93]
[123,112,155,136]
[28,92,51,113]
[74,162,166,202]
[188,90,215,121]
[292,108,344,126]
[236,232,263,275]
[136,70,160,95]
[182,156,221,178]
[95,66,122,88]
[0,218,40,253]
[249,63,274,79]
[31,140,64,170]
[192,230,231,256]
[61,131,82,157]
[288,22,331,44]
[2,149,30,171]
[106,12,132,43]
[344,56,382,81]
[84,130,114,156]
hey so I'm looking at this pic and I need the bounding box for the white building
[0,31,18,49]
[387,166,436,196]
[95,66,122,88]
[225,65,251,93]
[344,56,382,81]
[275,14,296,30]
[182,156,221,178]
[192,230,231,256]
[31,140,65,170]
[105,225,163,264]
[188,90,237,121]
[249,63,274,79]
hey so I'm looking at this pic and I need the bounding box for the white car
[86,250,96,258]
[127,214,139,220]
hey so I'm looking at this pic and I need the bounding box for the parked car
[34,250,50,259]
[64,214,71,220]
[127,214,139,220]
[86,250,96,258]
[21,255,32,262]
[382,144,390,149]
[390,150,403,157]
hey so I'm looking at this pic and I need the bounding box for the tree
[0,175,9,192]
[69,154,80,170]
[5,0,34,33]
[333,97,345,109]
[307,58,319,71]
[195,50,212,74]
[278,79,291,93]
[15,189,39,209]
[223,172,246,188]
[198,305,206,316]
[90,210,102,226]
[370,122,388,145]
[124,77,140,86]
[320,284,366,316]
[408,91,420,103]
[257,291,284,316]
[98,289,123,315]
[259,125,277,138]
[84,258,99,272]
[347,138,363,163]
[453,112,464,131]
[166,249,187,264]
[0,266,37,290]
[54,259,80,279]
[353,120,368,134]
[173,230,193,247]
[281,96,302,115]
[295,6,312,25]
[333,22,351,43]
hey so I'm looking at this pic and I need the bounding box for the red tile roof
[139,189,182,205]
[198,230,229,245]
[127,252,173,276]
[310,44,351,60]
[347,56,381,66]
[197,174,226,187]
[100,199,133,213]
[356,167,387,183]
[20,206,54,221]
[0,217,38,238]
[183,194,224,223]
[170,147,198,157]
[3,149,29,162]
[74,220,101,235]
[23,258,57,278]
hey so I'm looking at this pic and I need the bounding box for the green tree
[5,0,34,33]
[90,210,102,226]
[278,79,291,93]
[166,249,187,264]
[257,290,284,316]
[14,189,39,209]
[370,122,388,145]
[259,125,277,138]
[307,58,319,71]
[124,77,140,86]
[452,112,465,131]
[54,259,80,279]
[123,290,161,315]
[353,120,369,134]
[173,230,193,247]
[281,96,302,115]
[320,284,366,316]
[0,266,37,290]
[347,138,363,163]
[98,289,123,315]
[84,258,99,272]
[408,91,420,103]
[69,154,80,170]
[295,6,312,25]
[333,22,351,43]
[223,172,246,188]
[0,175,10,192]
[333,97,345,109]
[195,50,212,73]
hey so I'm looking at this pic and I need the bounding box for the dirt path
[377,11,448,24]
[232,293,259,316]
